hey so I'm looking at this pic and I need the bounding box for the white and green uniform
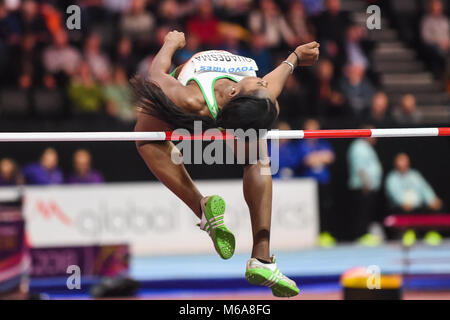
[173,50,259,118]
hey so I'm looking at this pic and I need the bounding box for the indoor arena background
[0,0,450,299]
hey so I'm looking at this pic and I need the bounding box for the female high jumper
[133,30,319,297]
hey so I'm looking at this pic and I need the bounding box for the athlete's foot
[245,256,299,298]
[198,195,235,260]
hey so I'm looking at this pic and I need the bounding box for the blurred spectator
[340,63,375,118]
[0,158,23,186]
[42,30,82,76]
[104,0,132,13]
[0,2,21,49]
[136,54,154,79]
[248,0,296,49]
[347,130,383,246]
[84,33,111,83]
[40,2,63,37]
[68,149,104,184]
[18,0,48,43]
[385,153,444,245]
[22,148,63,185]
[187,0,221,47]
[158,0,183,29]
[174,32,202,66]
[10,33,42,86]
[218,22,248,55]
[365,91,392,127]
[345,24,369,69]
[114,37,138,77]
[103,66,136,123]
[386,152,443,213]
[215,0,252,26]
[421,0,449,78]
[149,24,172,54]
[244,33,272,76]
[393,94,424,125]
[120,0,156,43]
[277,74,307,120]
[286,1,315,45]
[158,0,195,30]
[270,121,300,179]
[302,0,324,17]
[314,0,350,74]
[68,62,104,114]
[297,119,336,247]
[312,59,345,117]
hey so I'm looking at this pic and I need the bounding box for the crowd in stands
[0,148,104,186]
[0,0,448,126]
[274,119,445,246]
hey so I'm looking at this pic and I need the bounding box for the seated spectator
[365,91,392,127]
[386,153,443,213]
[136,54,155,79]
[103,0,130,13]
[42,30,82,77]
[187,0,222,47]
[393,94,424,125]
[84,33,111,83]
[120,0,156,43]
[214,0,252,26]
[277,74,307,120]
[385,153,443,245]
[286,1,315,45]
[314,0,350,74]
[0,2,21,51]
[174,33,202,66]
[10,32,42,87]
[22,148,63,185]
[157,0,195,30]
[40,2,64,37]
[68,62,104,114]
[18,0,49,43]
[270,121,300,179]
[67,149,104,184]
[114,37,138,77]
[298,119,336,247]
[244,33,272,77]
[103,66,136,123]
[0,158,23,186]
[340,63,375,119]
[218,22,248,55]
[347,127,383,246]
[302,0,324,17]
[345,24,369,69]
[248,0,296,49]
[421,0,449,79]
[312,59,346,117]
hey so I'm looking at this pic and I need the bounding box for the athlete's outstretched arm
[262,42,320,101]
[148,30,204,111]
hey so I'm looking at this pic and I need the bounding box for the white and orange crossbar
[0,128,449,142]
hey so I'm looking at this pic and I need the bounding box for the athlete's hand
[294,41,320,66]
[164,30,186,50]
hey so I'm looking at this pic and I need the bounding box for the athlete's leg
[135,112,203,218]
[242,141,272,261]
[135,112,235,259]
[239,139,299,297]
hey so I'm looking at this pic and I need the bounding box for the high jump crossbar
[0,128,449,142]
